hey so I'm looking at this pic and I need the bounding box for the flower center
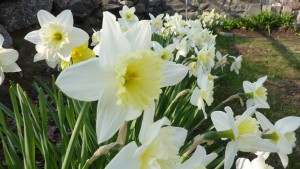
[116,50,163,110]
[285,132,296,147]
[53,32,62,41]
[40,24,69,51]
[237,116,260,135]
[255,86,267,100]
[125,11,134,21]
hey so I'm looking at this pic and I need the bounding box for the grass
[215,30,300,169]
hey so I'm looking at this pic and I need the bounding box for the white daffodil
[56,12,188,144]
[149,13,164,33]
[91,29,102,56]
[211,106,278,169]
[215,51,228,71]
[176,145,218,169]
[243,76,270,109]
[105,105,187,169]
[194,45,215,71]
[230,55,242,74]
[152,41,175,60]
[24,10,89,68]
[255,111,300,168]
[236,156,274,169]
[0,34,21,85]
[190,74,214,119]
[187,62,198,77]
[119,5,138,24]
[174,37,189,59]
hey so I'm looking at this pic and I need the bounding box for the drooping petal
[255,111,275,132]
[190,87,200,106]
[1,63,21,72]
[236,158,252,169]
[0,49,18,65]
[275,116,300,134]
[56,58,114,101]
[24,30,41,44]
[100,12,131,70]
[96,88,129,144]
[224,141,238,169]
[238,134,278,153]
[211,111,231,132]
[56,10,73,31]
[125,20,151,51]
[278,152,289,168]
[105,142,139,169]
[69,27,89,48]
[37,10,56,27]
[161,61,188,87]
[0,68,4,85]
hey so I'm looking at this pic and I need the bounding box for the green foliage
[222,12,295,34]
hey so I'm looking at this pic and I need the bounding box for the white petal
[236,106,257,125]
[190,87,200,106]
[56,58,114,101]
[125,20,152,51]
[37,10,56,27]
[163,127,187,148]
[238,135,278,153]
[224,141,238,169]
[100,12,131,70]
[236,158,252,169]
[275,116,300,134]
[69,27,89,47]
[58,46,72,61]
[105,142,139,169]
[255,151,270,160]
[46,59,60,68]
[211,111,231,132]
[0,34,4,46]
[125,108,142,121]
[254,97,270,109]
[255,76,267,88]
[1,63,21,72]
[251,156,266,169]
[255,111,275,132]
[93,43,101,56]
[278,152,289,168]
[243,81,253,93]
[277,136,292,154]
[161,61,188,87]
[56,10,73,31]
[24,30,41,44]
[96,89,128,144]
[225,106,238,139]
[0,49,18,65]
[0,68,4,85]
[33,53,46,62]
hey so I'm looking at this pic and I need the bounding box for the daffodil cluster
[6,5,298,169]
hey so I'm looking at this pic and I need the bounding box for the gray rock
[0,24,13,48]
[0,0,53,32]
[54,0,101,18]
[271,5,281,13]
[102,0,121,10]
[282,6,292,13]
[262,5,272,12]
[247,3,261,15]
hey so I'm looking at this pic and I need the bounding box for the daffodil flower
[24,10,89,68]
[105,105,187,169]
[152,41,175,60]
[243,76,270,109]
[236,156,274,169]
[211,106,278,169]
[149,13,164,33]
[215,51,228,71]
[56,12,188,144]
[119,5,138,24]
[255,111,300,168]
[230,55,242,75]
[0,34,21,85]
[60,42,96,70]
[194,45,215,71]
[176,145,218,169]
[190,74,214,119]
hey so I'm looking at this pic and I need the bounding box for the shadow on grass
[257,31,300,73]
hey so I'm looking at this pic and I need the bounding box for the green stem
[61,102,90,169]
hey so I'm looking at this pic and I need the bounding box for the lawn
[215,29,300,169]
